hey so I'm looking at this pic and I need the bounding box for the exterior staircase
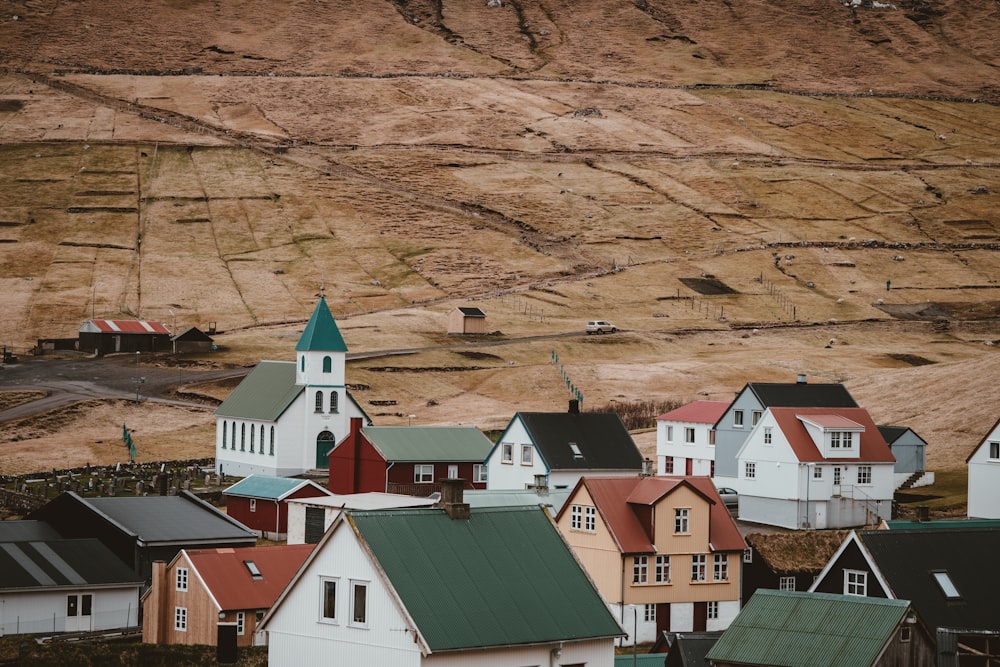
[897,470,925,491]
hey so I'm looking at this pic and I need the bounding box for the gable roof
[184,544,314,611]
[170,326,213,342]
[348,505,623,651]
[295,296,347,352]
[514,411,644,471]
[215,361,302,420]
[456,306,486,317]
[853,528,1000,632]
[966,415,1000,463]
[705,590,909,667]
[223,475,331,501]
[35,491,255,544]
[360,426,494,462]
[0,538,142,591]
[663,632,722,667]
[657,400,730,424]
[744,530,850,574]
[769,407,895,463]
[80,319,171,334]
[568,476,746,554]
[746,382,858,408]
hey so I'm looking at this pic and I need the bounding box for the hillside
[0,0,998,476]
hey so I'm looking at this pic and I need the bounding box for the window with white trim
[644,604,656,622]
[743,548,752,564]
[707,601,719,620]
[633,556,648,584]
[473,464,487,484]
[989,441,999,460]
[521,445,533,465]
[685,427,696,444]
[691,554,707,582]
[752,410,763,426]
[314,390,323,413]
[857,465,872,485]
[734,410,745,428]
[763,427,772,445]
[414,464,434,484]
[249,498,257,512]
[320,577,338,622]
[844,569,867,596]
[779,576,796,591]
[675,508,689,534]
[501,443,513,464]
[655,555,671,583]
[666,426,674,442]
[570,504,583,530]
[713,554,728,581]
[237,611,245,635]
[584,505,596,532]
[174,606,187,631]
[350,580,368,626]
[813,465,823,479]
[175,567,188,591]
[745,461,757,479]
[663,456,674,474]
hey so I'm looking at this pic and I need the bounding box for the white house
[214,296,370,478]
[259,480,623,665]
[727,407,895,529]
[485,400,646,491]
[967,416,1000,519]
[656,400,729,476]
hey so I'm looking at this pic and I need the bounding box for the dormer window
[830,431,854,449]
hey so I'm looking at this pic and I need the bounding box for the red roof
[87,319,170,334]
[657,400,730,424]
[572,476,746,554]
[770,407,895,464]
[186,544,314,611]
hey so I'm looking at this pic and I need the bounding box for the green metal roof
[885,518,1000,530]
[705,590,909,667]
[362,426,493,462]
[215,361,302,420]
[224,475,325,501]
[349,506,623,652]
[614,655,668,667]
[295,297,347,352]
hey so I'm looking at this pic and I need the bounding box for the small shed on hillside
[79,319,172,355]
[170,326,214,354]
[447,306,487,335]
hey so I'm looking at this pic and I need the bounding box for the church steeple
[295,296,347,353]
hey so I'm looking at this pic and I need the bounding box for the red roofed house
[656,400,730,476]
[556,475,746,645]
[143,544,313,647]
[729,407,895,530]
[79,319,172,355]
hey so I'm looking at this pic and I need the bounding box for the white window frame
[989,441,999,460]
[831,431,842,448]
[349,580,369,628]
[447,464,458,479]
[844,569,867,596]
[734,410,745,428]
[666,426,674,442]
[414,464,434,483]
[633,556,649,584]
[713,553,728,581]
[174,606,187,632]
[655,555,671,583]
[743,548,752,564]
[501,442,513,464]
[249,498,257,513]
[763,427,772,445]
[745,461,757,480]
[707,601,719,620]
[685,427,696,444]
[584,506,596,532]
[175,566,188,592]
[663,456,674,474]
[779,576,796,591]
[857,465,872,485]
[813,465,823,479]
[691,554,707,582]
[237,611,245,635]
[752,410,763,426]
[473,463,488,484]
[570,505,583,531]
[675,508,690,534]
[644,603,656,622]
[521,444,533,466]
[319,576,339,623]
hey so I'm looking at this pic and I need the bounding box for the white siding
[485,418,547,490]
[0,587,140,635]
[657,419,716,475]
[968,423,1000,519]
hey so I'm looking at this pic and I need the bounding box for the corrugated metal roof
[80,319,171,334]
[577,477,746,554]
[614,655,667,667]
[215,361,302,420]
[223,475,330,501]
[82,493,256,543]
[797,414,864,429]
[362,426,493,462]
[464,488,571,514]
[747,382,858,408]
[457,307,486,317]
[771,407,895,464]
[186,544,314,611]
[295,297,347,352]
[350,506,624,651]
[517,411,644,471]
[657,400,730,424]
[0,538,142,590]
[705,590,909,667]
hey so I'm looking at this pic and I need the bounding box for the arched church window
[330,391,339,413]
[323,356,332,373]
[222,422,227,449]
[250,426,255,453]
[270,426,275,456]
[315,391,324,413]
[241,424,246,451]
[300,355,305,372]
[260,425,265,454]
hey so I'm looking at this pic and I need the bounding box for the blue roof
[224,475,328,501]
[295,297,347,352]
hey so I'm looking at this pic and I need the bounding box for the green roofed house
[214,296,371,478]
[705,590,934,667]
[260,480,624,665]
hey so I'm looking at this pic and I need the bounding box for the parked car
[586,320,618,334]
[716,487,738,509]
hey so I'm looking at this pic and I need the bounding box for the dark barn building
[79,319,172,356]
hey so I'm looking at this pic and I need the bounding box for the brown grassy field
[1,0,999,478]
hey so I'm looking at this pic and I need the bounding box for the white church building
[214,297,370,478]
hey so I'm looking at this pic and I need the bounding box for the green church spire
[295,296,348,352]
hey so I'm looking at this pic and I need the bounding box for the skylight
[931,571,960,599]
[244,560,262,579]
[569,443,583,458]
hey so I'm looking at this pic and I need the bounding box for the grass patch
[894,469,968,514]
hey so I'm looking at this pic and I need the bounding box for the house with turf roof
[259,479,624,665]
[705,590,935,667]
[214,296,371,478]
[327,421,493,496]
[223,475,332,541]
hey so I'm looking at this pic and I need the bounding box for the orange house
[556,476,746,645]
[143,544,313,648]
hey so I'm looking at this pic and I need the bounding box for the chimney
[916,505,930,522]
[147,560,168,644]
[440,478,470,520]
[532,474,550,495]
[157,473,168,496]
[641,458,654,476]
[796,374,807,384]
[568,399,579,414]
